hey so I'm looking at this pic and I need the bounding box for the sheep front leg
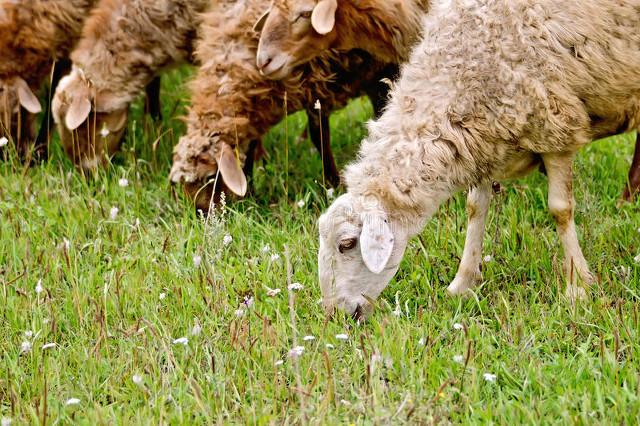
[307,108,340,187]
[621,132,640,202]
[447,182,492,295]
[542,152,594,301]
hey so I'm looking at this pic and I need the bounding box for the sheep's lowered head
[0,77,42,141]
[52,68,128,171]
[255,0,338,79]
[318,193,411,319]
[170,135,249,213]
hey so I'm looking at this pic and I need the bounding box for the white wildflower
[326,188,335,199]
[418,338,426,346]
[302,335,315,341]
[191,322,202,337]
[35,280,43,294]
[314,99,321,110]
[483,373,497,383]
[634,254,640,264]
[172,337,188,346]
[192,255,202,267]
[288,346,305,358]
[63,238,70,250]
[335,334,349,341]
[159,292,166,301]
[24,331,33,338]
[1,417,12,426]
[453,323,464,331]
[270,253,280,262]
[261,244,270,253]
[134,218,141,227]
[453,354,464,364]
[296,199,305,208]
[483,254,493,262]
[325,343,335,349]
[118,178,129,187]
[234,308,245,317]
[0,137,8,147]
[42,342,56,350]
[223,234,233,246]
[340,399,351,406]
[65,398,81,406]
[274,360,284,366]
[99,124,110,138]
[132,374,143,385]
[266,287,281,297]
[288,282,303,291]
[20,341,32,354]
[109,206,119,220]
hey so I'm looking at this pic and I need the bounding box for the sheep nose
[256,52,272,73]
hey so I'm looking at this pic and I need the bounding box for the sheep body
[169,0,397,210]
[52,0,210,169]
[319,0,640,315]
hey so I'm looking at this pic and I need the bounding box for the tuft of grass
[1,68,639,424]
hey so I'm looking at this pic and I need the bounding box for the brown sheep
[169,0,397,211]
[0,0,97,159]
[51,0,210,170]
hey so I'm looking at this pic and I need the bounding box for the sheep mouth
[258,57,291,80]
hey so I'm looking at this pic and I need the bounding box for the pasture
[1,69,640,424]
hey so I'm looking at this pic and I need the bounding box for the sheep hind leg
[542,152,594,302]
[620,131,640,202]
[447,182,492,296]
[307,109,340,187]
[145,76,162,121]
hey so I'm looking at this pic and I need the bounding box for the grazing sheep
[0,0,97,159]
[169,0,397,211]
[52,0,210,170]
[318,0,640,317]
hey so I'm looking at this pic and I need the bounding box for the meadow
[1,68,640,424]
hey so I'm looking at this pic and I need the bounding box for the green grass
[1,68,640,424]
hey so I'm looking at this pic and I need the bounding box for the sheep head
[318,193,410,319]
[255,0,338,80]
[52,68,128,171]
[0,77,41,142]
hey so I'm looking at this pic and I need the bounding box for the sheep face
[52,70,128,171]
[255,0,337,80]
[0,77,41,142]
[318,193,409,319]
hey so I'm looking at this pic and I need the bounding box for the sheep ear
[360,212,394,274]
[253,8,270,32]
[311,0,337,35]
[218,144,247,197]
[65,94,92,130]
[15,78,42,114]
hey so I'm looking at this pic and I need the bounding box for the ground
[1,69,639,424]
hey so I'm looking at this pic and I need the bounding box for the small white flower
[223,234,233,246]
[118,178,129,187]
[634,254,640,264]
[234,308,245,317]
[159,292,166,300]
[0,137,8,147]
[172,337,188,346]
[134,218,141,227]
[325,343,335,349]
[288,346,305,358]
[132,374,143,385]
[392,306,402,317]
[109,206,119,220]
[20,341,32,353]
[261,244,270,253]
[266,287,281,297]
[314,99,321,110]
[191,322,202,336]
[335,334,349,341]
[340,399,351,406]
[274,360,284,366]
[35,279,44,294]
[65,398,81,406]
[99,124,110,138]
[453,354,464,364]
[193,255,202,267]
[302,335,315,341]
[326,188,335,199]
[453,323,464,331]
[24,331,33,338]
[418,338,426,346]
[1,417,12,426]
[483,255,493,263]
[637,227,640,234]
[288,282,303,291]
[296,200,305,208]
[63,238,71,250]
[483,373,497,383]
[270,253,280,262]
[42,342,56,350]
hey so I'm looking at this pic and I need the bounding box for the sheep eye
[338,238,357,253]
[294,11,312,22]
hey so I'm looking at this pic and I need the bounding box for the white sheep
[318,0,640,317]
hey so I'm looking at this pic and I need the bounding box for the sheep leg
[542,152,594,301]
[307,109,340,187]
[145,76,162,121]
[242,139,259,196]
[367,63,399,118]
[621,132,640,202]
[447,183,492,295]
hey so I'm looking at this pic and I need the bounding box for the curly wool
[344,0,640,217]
[170,0,393,184]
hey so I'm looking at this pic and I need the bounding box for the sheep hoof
[446,278,475,296]
[564,285,588,303]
